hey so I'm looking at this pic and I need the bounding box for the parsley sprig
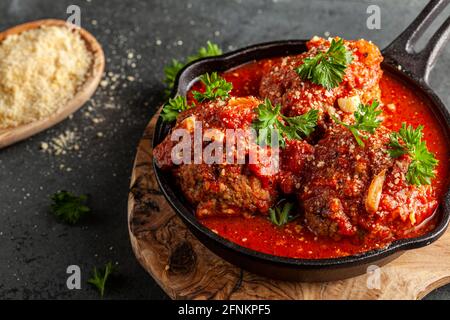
[192,72,233,102]
[160,95,193,122]
[88,262,116,298]
[283,109,320,140]
[253,98,318,147]
[189,41,222,61]
[163,60,184,97]
[268,202,298,227]
[388,123,438,185]
[295,38,353,89]
[163,41,222,96]
[332,100,382,147]
[160,72,232,122]
[50,191,90,224]
[253,99,284,147]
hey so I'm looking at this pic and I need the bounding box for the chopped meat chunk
[277,139,315,195]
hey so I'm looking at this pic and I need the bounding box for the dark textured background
[0,0,449,300]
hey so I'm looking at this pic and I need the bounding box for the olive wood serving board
[127,110,450,300]
[0,19,105,148]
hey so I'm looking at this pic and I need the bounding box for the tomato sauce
[195,59,450,259]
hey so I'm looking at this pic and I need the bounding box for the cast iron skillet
[153,0,450,281]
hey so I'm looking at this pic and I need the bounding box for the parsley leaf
[187,41,223,63]
[388,123,438,185]
[160,95,192,122]
[253,98,285,147]
[50,191,90,224]
[332,100,382,147]
[295,38,353,89]
[268,202,297,227]
[163,59,185,96]
[253,98,318,147]
[163,41,222,96]
[283,109,319,140]
[192,72,233,102]
[88,262,115,297]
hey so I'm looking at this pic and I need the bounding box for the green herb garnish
[160,95,192,122]
[192,72,233,102]
[50,191,90,224]
[269,202,297,227]
[295,38,353,89]
[163,59,185,97]
[332,100,382,147]
[253,98,318,147]
[388,123,438,185]
[253,99,284,147]
[187,41,222,62]
[163,41,222,96]
[88,262,115,298]
[282,109,320,140]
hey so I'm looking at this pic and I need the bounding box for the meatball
[174,163,276,218]
[300,125,392,239]
[153,96,279,218]
[259,37,383,123]
[153,96,261,169]
[301,124,438,240]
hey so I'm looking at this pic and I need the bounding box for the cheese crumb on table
[40,129,79,155]
[0,25,93,129]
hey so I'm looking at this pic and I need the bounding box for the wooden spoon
[0,19,105,149]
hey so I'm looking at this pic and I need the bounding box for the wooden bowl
[0,19,105,148]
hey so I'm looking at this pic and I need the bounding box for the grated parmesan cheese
[0,25,93,129]
[40,129,79,155]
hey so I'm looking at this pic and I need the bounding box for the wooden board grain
[127,111,450,300]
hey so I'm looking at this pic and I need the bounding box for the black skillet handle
[382,0,450,84]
